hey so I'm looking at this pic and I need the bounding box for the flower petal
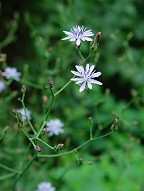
[69,38,76,41]
[63,31,73,36]
[71,77,83,81]
[76,80,83,84]
[76,38,81,46]
[82,37,93,41]
[89,65,95,74]
[89,79,102,85]
[61,36,72,40]
[91,72,102,78]
[83,30,94,36]
[71,70,82,76]
[87,80,92,89]
[79,81,86,92]
[75,65,84,73]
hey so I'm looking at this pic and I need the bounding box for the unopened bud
[13,109,16,114]
[54,143,64,152]
[96,32,102,45]
[42,128,47,134]
[49,80,54,88]
[90,32,102,53]
[78,157,83,165]
[21,85,26,93]
[34,146,42,152]
[57,143,64,150]
[18,97,21,102]
[111,118,118,131]
[89,117,93,124]
[86,161,94,165]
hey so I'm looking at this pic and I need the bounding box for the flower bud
[78,157,83,165]
[90,32,102,53]
[54,143,64,152]
[34,146,42,152]
[96,32,102,45]
[88,117,93,124]
[21,85,26,93]
[86,161,94,165]
[49,80,54,88]
[111,118,119,131]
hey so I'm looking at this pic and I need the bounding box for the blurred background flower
[46,119,64,137]
[37,181,55,191]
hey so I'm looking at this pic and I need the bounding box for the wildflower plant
[0,25,115,191]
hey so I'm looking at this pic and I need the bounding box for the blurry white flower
[2,67,21,81]
[0,80,6,92]
[62,25,94,46]
[17,108,31,122]
[46,119,64,137]
[37,182,55,191]
[71,64,102,92]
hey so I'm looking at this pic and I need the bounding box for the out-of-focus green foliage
[0,0,144,190]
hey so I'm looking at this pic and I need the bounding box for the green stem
[76,47,85,61]
[0,173,16,181]
[38,131,112,158]
[36,137,54,150]
[54,80,72,97]
[20,79,43,90]
[21,92,37,135]
[21,127,36,148]
[85,52,92,63]
[90,123,93,140]
[0,163,20,174]
[12,153,37,191]
[37,88,54,137]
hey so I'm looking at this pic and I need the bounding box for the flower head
[0,80,6,92]
[37,182,55,191]
[71,64,102,92]
[46,119,64,137]
[62,25,94,46]
[17,108,32,122]
[2,67,21,81]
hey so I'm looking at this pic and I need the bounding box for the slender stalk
[12,153,37,191]
[54,80,72,97]
[75,46,85,61]
[89,123,93,140]
[36,137,53,150]
[0,163,20,174]
[38,131,112,158]
[21,127,36,148]
[21,91,37,135]
[0,173,16,181]
[20,79,43,90]
[37,88,54,137]
[84,52,92,63]
[15,113,36,148]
